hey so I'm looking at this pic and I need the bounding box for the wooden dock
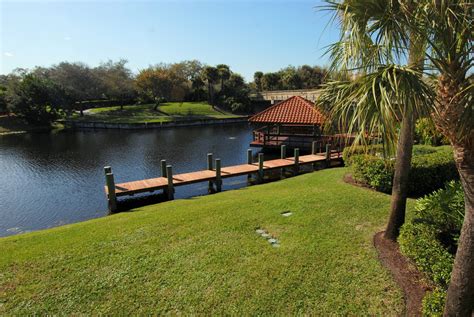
[104,143,342,211]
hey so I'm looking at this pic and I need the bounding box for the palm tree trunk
[444,143,474,316]
[384,110,414,240]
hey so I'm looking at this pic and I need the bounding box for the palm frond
[319,65,436,155]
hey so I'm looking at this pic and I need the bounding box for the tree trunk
[384,110,415,240]
[443,144,474,316]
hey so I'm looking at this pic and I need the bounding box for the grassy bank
[0,168,409,314]
[71,102,242,123]
[0,115,56,135]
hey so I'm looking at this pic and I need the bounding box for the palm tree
[216,64,231,91]
[202,66,219,105]
[320,0,430,241]
[320,1,473,314]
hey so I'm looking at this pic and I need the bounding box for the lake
[0,124,254,237]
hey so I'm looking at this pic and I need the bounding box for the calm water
[0,124,254,237]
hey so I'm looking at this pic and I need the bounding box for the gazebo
[249,96,331,151]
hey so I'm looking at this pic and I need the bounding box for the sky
[0,0,340,81]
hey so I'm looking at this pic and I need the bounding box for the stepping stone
[261,233,270,239]
[281,211,292,217]
[272,243,281,248]
[268,238,278,244]
[255,229,265,234]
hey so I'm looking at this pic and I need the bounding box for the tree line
[0,60,253,125]
[253,65,332,91]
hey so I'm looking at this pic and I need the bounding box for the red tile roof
[249,96,325,125]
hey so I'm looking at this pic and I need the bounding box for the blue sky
[1,0,339,81]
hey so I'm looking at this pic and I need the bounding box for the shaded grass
[0,168,409,314]
[71,102,241,123]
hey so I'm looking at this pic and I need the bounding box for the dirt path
[374,231,433,316]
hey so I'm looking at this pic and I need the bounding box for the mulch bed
[374,231,433,316]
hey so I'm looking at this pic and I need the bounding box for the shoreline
[62,116,250,130]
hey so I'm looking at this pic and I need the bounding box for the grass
[71,102,242,123]
[0,168,410,314]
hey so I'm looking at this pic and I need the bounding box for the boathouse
[249,96,330,151]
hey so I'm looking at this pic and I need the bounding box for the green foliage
[399,181,465,314]
[255,65,328,91]
[8,74,67,125]
[345,145,458,196]
[422,288,446,317]
[415,117,449,146]
[399,222,454,286]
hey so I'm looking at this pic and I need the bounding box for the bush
[344,145,458,196]
[415,117,449,146]
[422,288,446,317]
[399,181,464,315]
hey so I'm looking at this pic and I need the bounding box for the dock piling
[294,148,300,175]
[215,159,222,192]
[166,165,174,200]
[280,145,286,178]
[161,160,168,196]
[311,141,317,170]
[325,144,332,167]
[105,172,117,212]
[247,149,253,182]
[207,153,214,193]
[104,166,112,175]
[258,153,264,183]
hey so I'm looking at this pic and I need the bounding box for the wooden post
[325,143,332,168]
[280,145,286,179]
[215,158,222,192]
[104,166,112,175]
[311,141,317,170]
[207,153,214,193]
[166,165,174,200]
[247,149,253,182]
[161,160,168,196]
[105,172,117,212]
[281,144,286,159]
[258,153,264,183]
[247,149,253,164]
[160,160,167,177]
[294,148,300,175]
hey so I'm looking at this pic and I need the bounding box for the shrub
[399,181,464,315]
[344,145,458,196]
[415,117,449,146]
[422,288,446,317]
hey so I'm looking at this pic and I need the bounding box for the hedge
[344,145,458,196]
[399,181,465,315]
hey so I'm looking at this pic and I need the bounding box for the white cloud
[64,36,72,41]
[3,52,14,57]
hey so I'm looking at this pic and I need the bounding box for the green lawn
[0,168,409,314]
[71,102,242,123]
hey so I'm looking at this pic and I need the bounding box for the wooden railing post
[215,158,222,192]
[105,171,117,212]
[294,148,300,175]
[207,153,214,193]
[325,143,332,167]
[166,165,174,200]
[258,153,264,183]
[312,141,317,155]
